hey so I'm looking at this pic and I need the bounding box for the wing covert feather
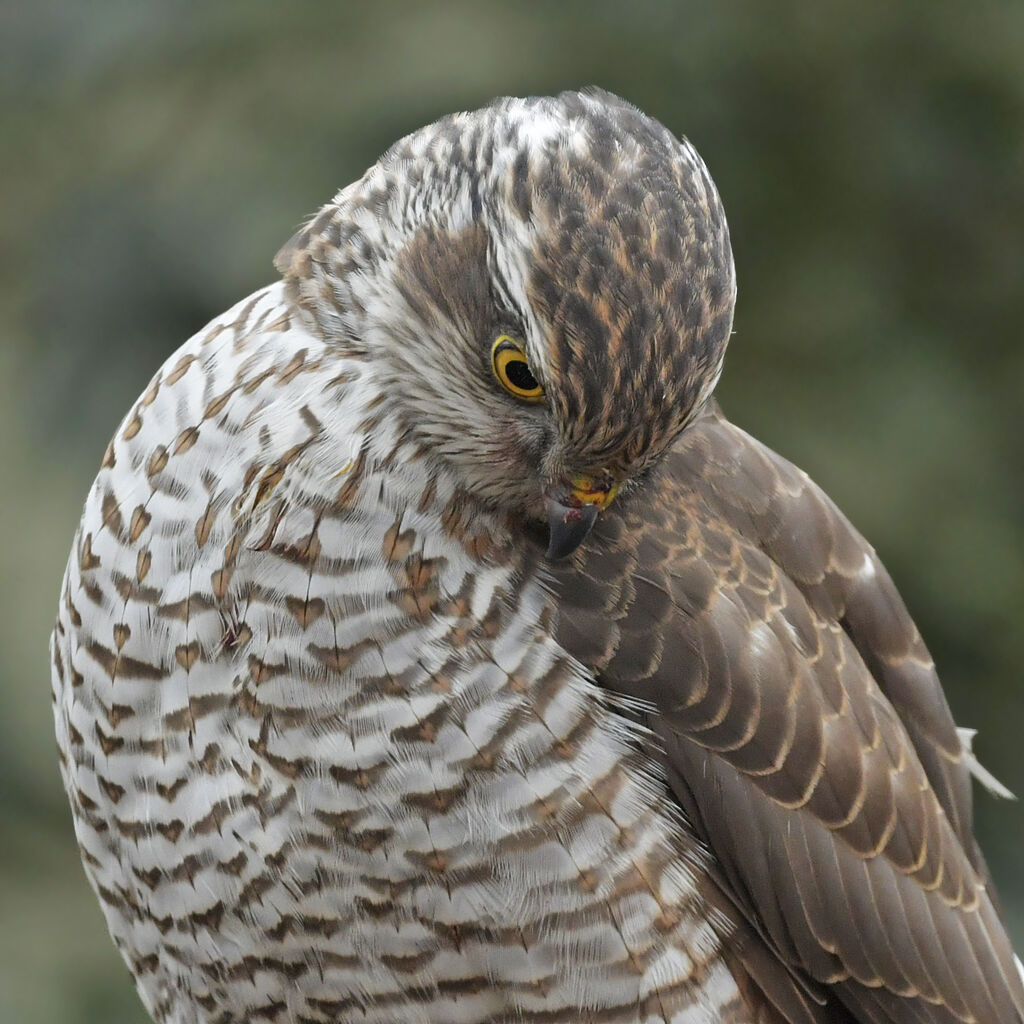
[546,404,1024,1024]
[673,404,976,853]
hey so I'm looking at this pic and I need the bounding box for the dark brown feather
[546,402,1024,1024]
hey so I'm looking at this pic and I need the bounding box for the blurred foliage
[1,1,1022,1021]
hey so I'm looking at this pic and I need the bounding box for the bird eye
[491,335,544,402]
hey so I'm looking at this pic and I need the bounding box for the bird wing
[547,401,1024,1024]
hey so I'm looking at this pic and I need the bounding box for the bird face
[277,90,736,557]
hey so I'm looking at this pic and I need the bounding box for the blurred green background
[2,2,1022,1021]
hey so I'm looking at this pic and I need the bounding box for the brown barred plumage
[52,90,1023,1024]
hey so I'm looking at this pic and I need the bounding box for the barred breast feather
[51,285,746,1024]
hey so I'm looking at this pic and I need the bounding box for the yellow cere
[491,335,544,402]
[569,475,620,510]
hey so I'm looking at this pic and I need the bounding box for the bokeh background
[2,2,1022,1021]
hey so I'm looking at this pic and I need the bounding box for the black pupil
[506,358,538,392]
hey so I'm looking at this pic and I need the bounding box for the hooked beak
[542,474,619,560]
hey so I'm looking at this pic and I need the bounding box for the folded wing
[548,403,1024,1024]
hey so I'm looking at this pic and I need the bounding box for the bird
[50,88,1023,1024]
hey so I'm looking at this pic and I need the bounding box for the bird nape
[51,89,1023,1024]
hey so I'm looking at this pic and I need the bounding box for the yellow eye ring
[491,335,544,403]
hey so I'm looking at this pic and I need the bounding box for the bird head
[277,89,735,559]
